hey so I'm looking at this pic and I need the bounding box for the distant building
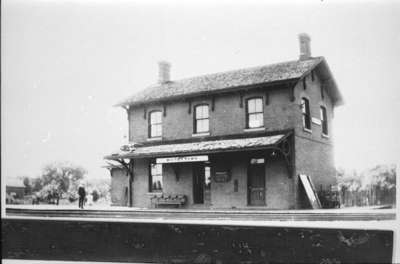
[6,178,26,200]
[106,33,343,209]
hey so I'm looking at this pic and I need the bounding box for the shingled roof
[117,56,343,107]
[106,134,286,159]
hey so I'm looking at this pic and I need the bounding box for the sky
[2,0,400,182]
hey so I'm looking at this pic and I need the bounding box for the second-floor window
[246,97,264,128]
[149,111,162,138]
[320,106,328,135]
[301,97,311,130]
[194,104,209,133]
[149,163,163,192]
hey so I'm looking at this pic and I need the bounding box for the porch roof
[105,134,287,160]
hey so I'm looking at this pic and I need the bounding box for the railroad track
[6,207,395,221]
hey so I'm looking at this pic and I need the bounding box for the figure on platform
[86,190,93,206]
[78,184,86,209]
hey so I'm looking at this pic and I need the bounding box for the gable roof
[117,56,343,107]
[6,178,25,188]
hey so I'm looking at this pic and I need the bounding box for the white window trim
[246,97,264,129]
[319,103,329,137]
[322,133,330,139]
[192,132,210,137]
[301,97,312,131]
[194,104,210,134]
[147,137,162,141]
[148,110,163,139]
[244,127,265,132]
[147,192,163,196]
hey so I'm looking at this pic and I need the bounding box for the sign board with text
[312,117,322,126]
[156,155,209,164]
[214,171,230,182]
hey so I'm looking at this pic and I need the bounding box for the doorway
[193,163,211,205]
[248,158,266,206]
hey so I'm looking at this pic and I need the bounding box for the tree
[39,161,87,201]
[38,180,60,204]
[336,164,396,207]
[31,177,43,193]
[23,177,32,195]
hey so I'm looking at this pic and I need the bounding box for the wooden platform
[5,206,396,222]
[3,206,396,263]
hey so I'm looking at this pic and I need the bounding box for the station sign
[311,117,322,125]
[156,155,209,164]
[214,171,230,182]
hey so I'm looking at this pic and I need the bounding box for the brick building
[6,178,26,201]
[105,34,343,209]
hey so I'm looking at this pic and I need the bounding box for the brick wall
[110,168,129,206]
[125,71,338,209]
[130,152,293,209]
[132,159,152,208]
[131,159,193,208]
[211,157,247,209]
[162,163,195,206]
[129,88,298,143]
[294,72,334,143]
[265,158,294,209]
[295,137,336,187]
[293,72,337,207]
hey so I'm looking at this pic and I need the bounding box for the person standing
[86,191,93,206]
[78,184,86,209]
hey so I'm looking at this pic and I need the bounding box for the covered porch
[105,132,295,209]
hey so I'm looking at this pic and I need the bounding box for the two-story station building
[105,34,343,209]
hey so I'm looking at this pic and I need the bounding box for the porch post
[128,159,134,207]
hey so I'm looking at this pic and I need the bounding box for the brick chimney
[298,33,311,60]
[158,61,171,84]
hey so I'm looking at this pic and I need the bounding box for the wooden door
[248,163,266,205]
[193,164,204,204]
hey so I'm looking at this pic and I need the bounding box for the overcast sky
[2,0,400,182]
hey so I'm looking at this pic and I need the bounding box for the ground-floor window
[149,163,163,192]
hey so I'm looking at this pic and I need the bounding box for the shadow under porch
[129,150,294,210]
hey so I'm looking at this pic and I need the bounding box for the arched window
[246,97,264,128]
[301,97,311,130]
[194,104,209,133]
[148,110,162,138]
[320,106,328,135]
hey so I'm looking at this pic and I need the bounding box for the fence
[339,186,396,207]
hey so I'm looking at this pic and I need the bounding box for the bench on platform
[150,194,187,208]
